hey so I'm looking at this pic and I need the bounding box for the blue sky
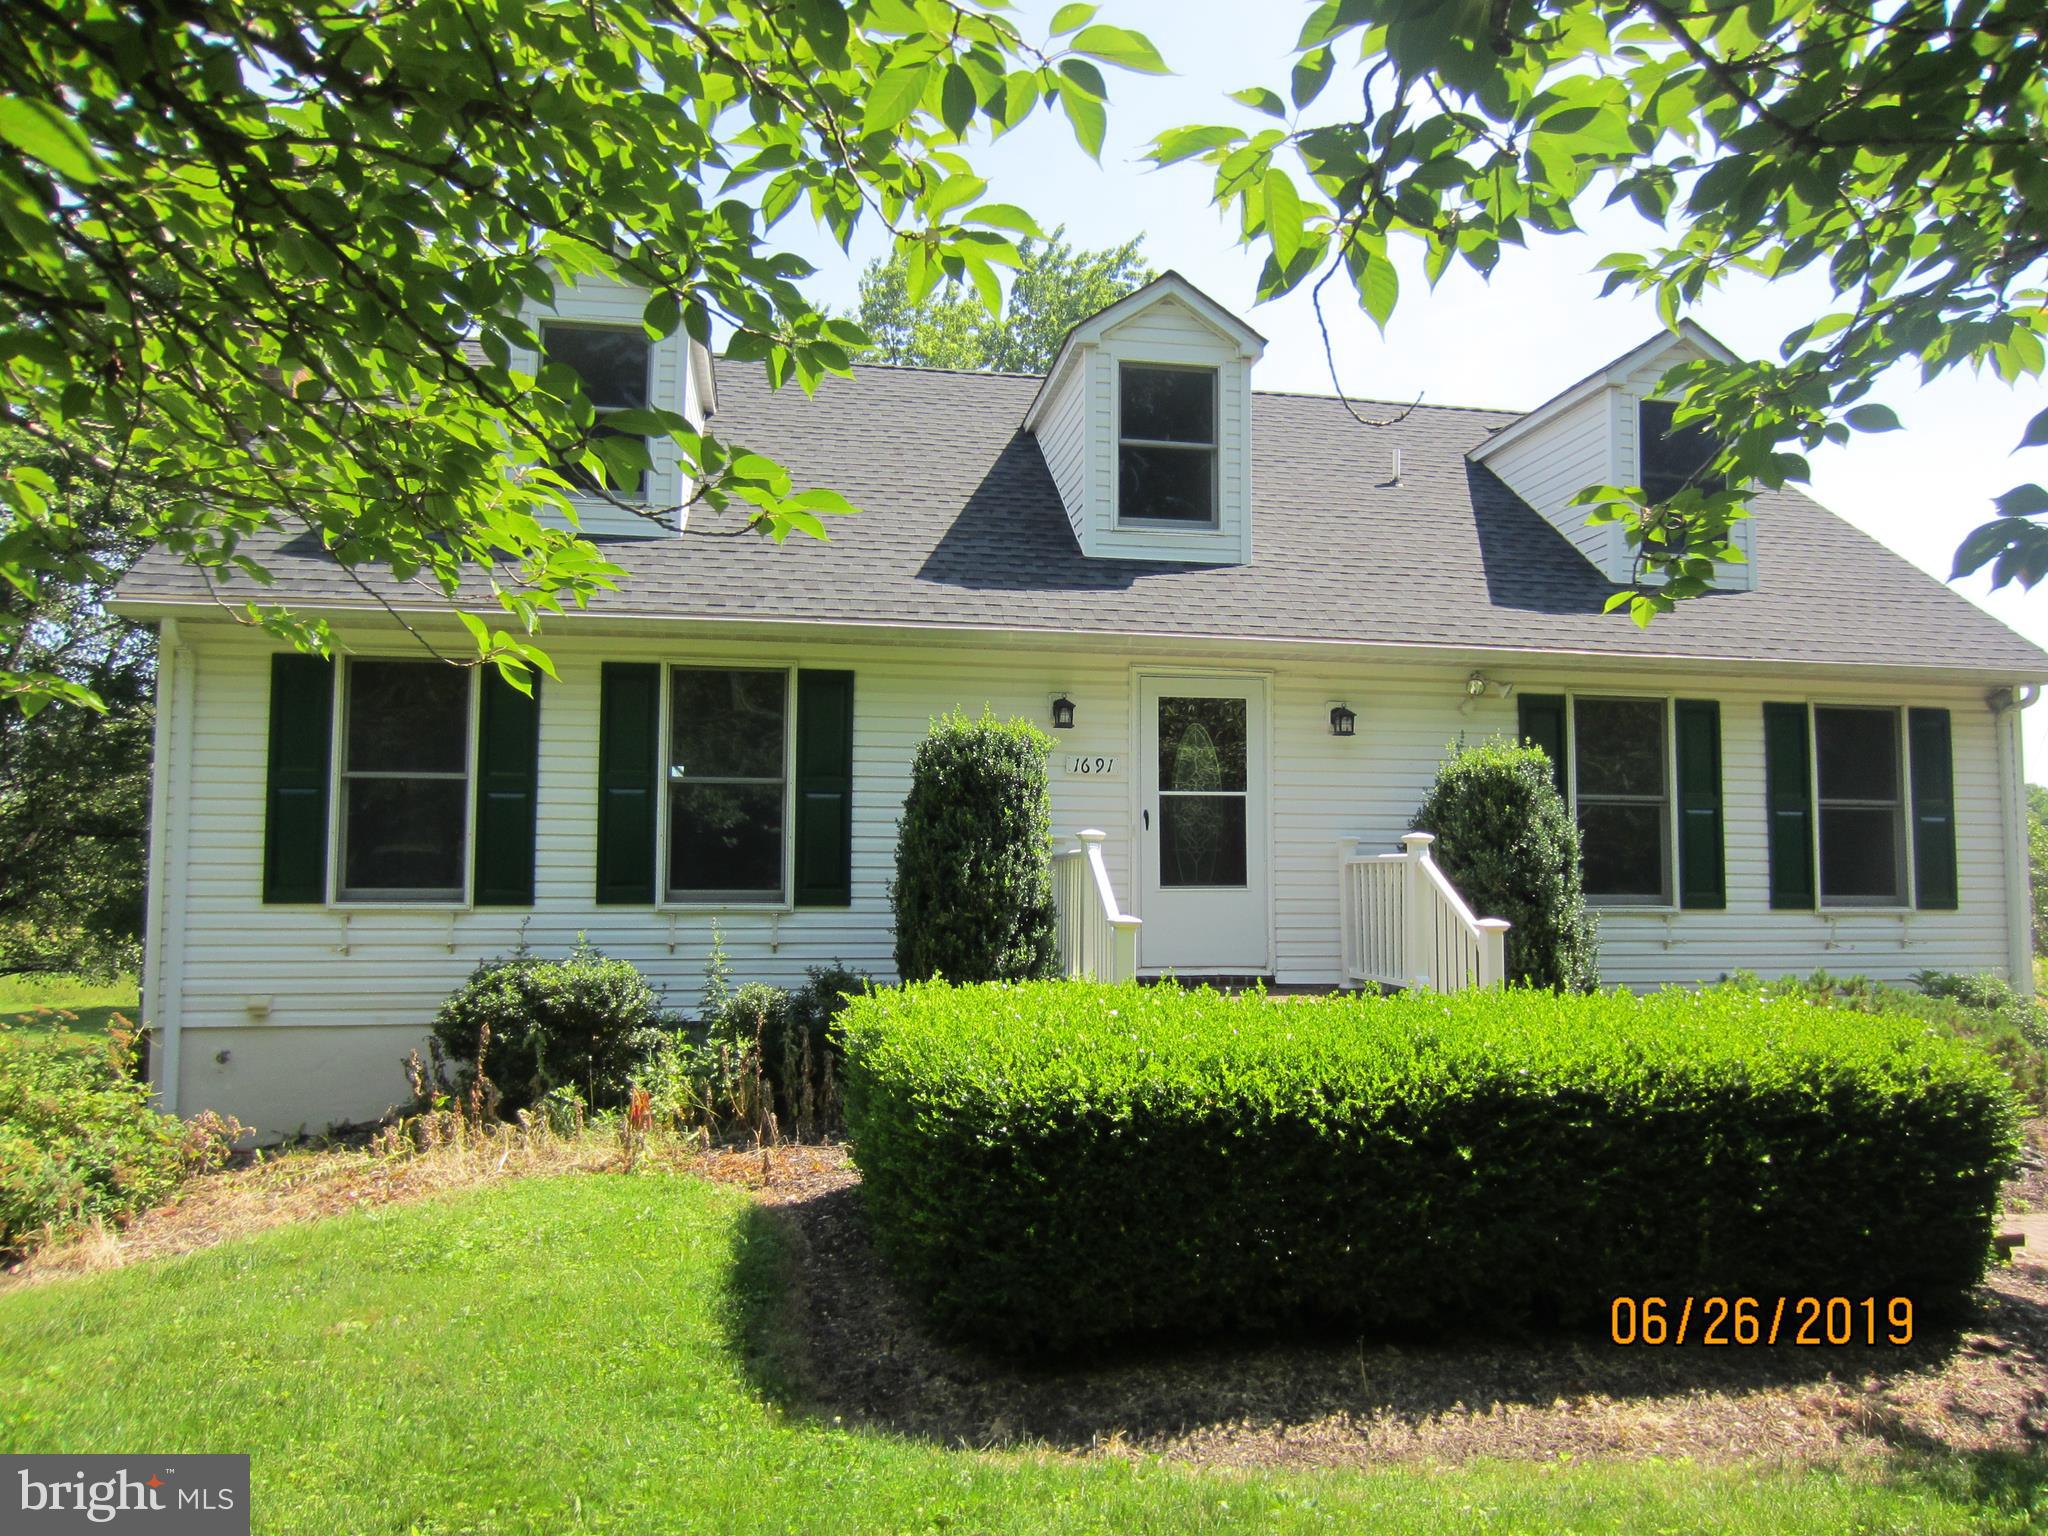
[774,0,2048,772]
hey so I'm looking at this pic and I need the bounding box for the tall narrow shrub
[892,711,1058,983]
[1412,737,1597,990]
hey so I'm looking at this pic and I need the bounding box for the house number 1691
[1065,755,1118,776]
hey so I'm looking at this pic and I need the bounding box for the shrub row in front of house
[839,981,2022,1353]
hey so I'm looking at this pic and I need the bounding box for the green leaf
[1231,87,1287,119]
[1070,24,1168,75]
[1994,483,2048,518]
[2020,407,2048,451]
[967,202,1042,235]
[0,95,102,184]
[1059,58,1108,101]
[863,64,930,132]
[1291,47,1333,111]
[1150,124,1243,166]
[1843,403,1901,433]
[1357,246,1398,333]
[1055,75,1106,159]
[940,64,976,137]
[1050,2,1097,33]
[926,173,986,220]
[1264,165,1304,266]
[964,256,1003,316]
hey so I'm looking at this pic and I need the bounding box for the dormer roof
[1023,270,1266,432]
[1471,321,1738,467]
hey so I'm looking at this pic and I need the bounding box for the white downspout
[142,617,182,1110]
[1991,683,2041,998]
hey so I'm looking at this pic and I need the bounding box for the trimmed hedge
[841,981,2021,1353]
[890,711,1058,984]
[1413,737,1597,990]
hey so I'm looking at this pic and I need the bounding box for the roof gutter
[105,592,2048,688]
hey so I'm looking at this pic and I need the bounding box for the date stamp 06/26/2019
[1609,1295,1917,1348]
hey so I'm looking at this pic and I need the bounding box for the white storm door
[1137,675,1269,973]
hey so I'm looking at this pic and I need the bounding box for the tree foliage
[0,0,1165,708]
[849,228,1152,372]
[1155,0,2048,618]
[0,430,151,980]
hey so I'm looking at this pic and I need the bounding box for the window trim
[327,656,480,909]
[1557,691,1677,909]
[658,661,799,911]
[1115,360,1221,530]
[1806,702,1915,912]
[539,318,655,505]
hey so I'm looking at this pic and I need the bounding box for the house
[113,273,2048,1135]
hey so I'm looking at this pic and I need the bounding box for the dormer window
[542,322,651,499]
[1024,272,1263,563]
[1118,364,1218,526]
[1639,399,1723,501]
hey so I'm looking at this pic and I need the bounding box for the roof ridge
[725,357,1527,417]
[1245,386,1522,416]
[848,360,1048,381]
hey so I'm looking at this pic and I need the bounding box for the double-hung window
[339,660,472,901]
[1570,697,1673,904]
[1118,363,1218,525]
[667,667,790,903]
[1813,706,1907,905]
[541,322,652,500]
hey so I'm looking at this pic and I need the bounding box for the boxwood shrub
[890,711,1058,985]
[841,981,2021,1353]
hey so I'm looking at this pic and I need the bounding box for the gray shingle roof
[116,361,2048,676]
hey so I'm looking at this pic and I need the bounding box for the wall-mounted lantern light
[1329,704,1357,737]
[1050,694,1076,730]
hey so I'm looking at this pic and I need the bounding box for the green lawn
[0,973,138,1043]
[0,1176,2040,1535]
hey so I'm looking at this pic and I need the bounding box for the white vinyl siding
[1481,390,1619,572]
[146,621,2023,1133]
[1034,356,1090,547]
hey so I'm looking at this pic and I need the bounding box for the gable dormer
[1024,273,1265,564]
[1471,322,1755,590]
[513,275,716,538]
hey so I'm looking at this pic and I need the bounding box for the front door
[1137,675,1268,973]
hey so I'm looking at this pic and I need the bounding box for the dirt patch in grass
[744,1138,2048,1470]
[4,1128,697,1289]
[2004,1118,2048,1216]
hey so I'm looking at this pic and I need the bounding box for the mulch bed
[714,1124,2048,1468]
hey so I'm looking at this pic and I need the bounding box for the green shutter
[1517,693,1569,799]
[1908,707,1958,911]
[262,653,334,904]
[596,663,660,904]
[1763,702,1815,910]
[793,670,855,907]
[1675,699,1725,909]
[474,671,541,906]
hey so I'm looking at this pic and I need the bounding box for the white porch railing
[1338,831,1511,992]
[1053,829,1142,982]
